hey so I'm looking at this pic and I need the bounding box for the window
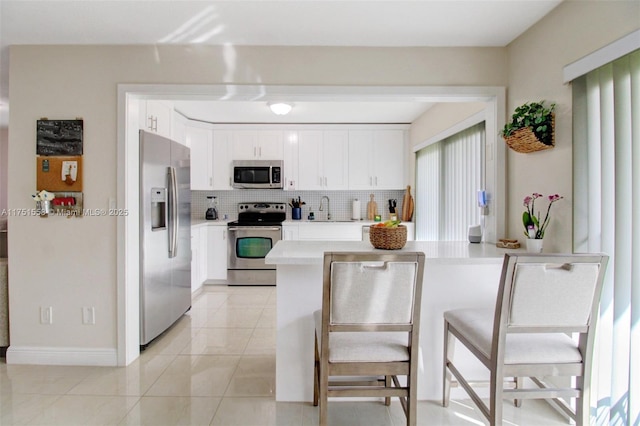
[415,122,485,241]
[572,49,639,425]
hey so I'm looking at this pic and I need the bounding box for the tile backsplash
[192,190,408,222]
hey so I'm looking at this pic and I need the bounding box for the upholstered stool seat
[442,253,609,426]
[314,252,425,426]
[444,309,583,364]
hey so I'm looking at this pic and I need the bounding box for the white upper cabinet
[188,125,213,191]
[298,130,348,190]
[282,130,298,191]
[232,130,284,160]
[348,129,405,190]
[172,112,188,146]
[140,101,173,139]
[212,130,233,190]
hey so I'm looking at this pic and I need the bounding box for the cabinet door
[282,224,299,240]
[257,130,284,159]
[145,101,173,139]
[322,130,349,190]
[372,130,405,189]
[191,229,201,292]
[188,126,213,190]
[198,227,208,286]
[207,226,228,280]
[232,130,259,160]
[172,112,188,146]
[212,130,233,190]
[348,130,373,189]
[297,131,324,190]
[282,130,298,190]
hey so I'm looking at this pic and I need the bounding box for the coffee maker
[205,196,218,220]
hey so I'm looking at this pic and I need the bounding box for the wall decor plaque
[36,119,83,156]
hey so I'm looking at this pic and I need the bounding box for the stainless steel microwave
[232,160,284,189]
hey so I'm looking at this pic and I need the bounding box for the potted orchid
[522,193,563,252]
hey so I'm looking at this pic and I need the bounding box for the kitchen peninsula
[265,240,520,401]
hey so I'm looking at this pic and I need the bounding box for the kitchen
[177,109,422,290]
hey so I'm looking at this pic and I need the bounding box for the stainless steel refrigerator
[139,130,191,347]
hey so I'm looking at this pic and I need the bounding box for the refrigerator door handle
[168,166,179,258]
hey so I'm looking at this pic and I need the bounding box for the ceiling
[0,0,563,125]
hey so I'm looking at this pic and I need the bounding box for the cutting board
[367,194,377,220]
[402,185,414,221]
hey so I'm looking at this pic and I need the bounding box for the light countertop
[266,240,520,266]
[283,220,412,225]
[191,219,230,227]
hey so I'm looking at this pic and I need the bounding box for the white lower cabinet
[283,222,415,242]
[192,225,228,289]
[191,228,202,293]
[284,223,362,241]
[207,226,228,280]
[282,223,299,241]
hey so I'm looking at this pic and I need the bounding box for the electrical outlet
[40,306,53,324]
[82,307,95,325]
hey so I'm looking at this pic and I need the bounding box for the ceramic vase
[525,238,544,253]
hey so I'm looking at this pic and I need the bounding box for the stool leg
[443,320,455,407]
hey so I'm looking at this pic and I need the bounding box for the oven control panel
[238,203,287,213]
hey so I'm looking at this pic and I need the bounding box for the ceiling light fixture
[268,102,293,115]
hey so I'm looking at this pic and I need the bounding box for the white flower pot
[526,238,544,253]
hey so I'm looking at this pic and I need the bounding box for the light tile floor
[1,285,569,425]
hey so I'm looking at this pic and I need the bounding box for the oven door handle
[228,227,281,232]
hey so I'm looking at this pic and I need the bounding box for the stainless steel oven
[226,202,285,285]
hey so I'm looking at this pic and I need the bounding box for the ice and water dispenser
[150,187,167,230]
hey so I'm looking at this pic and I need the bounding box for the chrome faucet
[319,196,331,221]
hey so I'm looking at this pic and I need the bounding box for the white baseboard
[6,346,118,366]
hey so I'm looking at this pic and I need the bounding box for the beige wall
[505,0,640,252]
[409,102,486,148]
[0,127,6,217]
[6,0,640,358]
[7,45,507,355]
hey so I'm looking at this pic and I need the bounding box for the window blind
[573,49,639,426]
[416,122,485,241]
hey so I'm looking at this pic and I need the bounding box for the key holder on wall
[34,118,84,217]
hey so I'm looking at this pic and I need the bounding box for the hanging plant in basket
[501,101,556,153]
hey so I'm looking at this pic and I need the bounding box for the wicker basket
[369,225,407,250]
[504,114,555,153]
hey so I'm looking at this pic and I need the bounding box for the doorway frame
[116,84,506,365]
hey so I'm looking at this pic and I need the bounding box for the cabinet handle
[209,177,212,187]
[319,176,322,186]
[254,147,257,157]
[147,116,153,131]
[223,230,226,240]
[324,176,327,186]
[375,176,378,186]
[259,147,262,157]
[370,176,373,186]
